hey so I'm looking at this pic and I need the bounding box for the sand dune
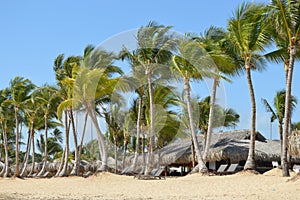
[0,170,299,200]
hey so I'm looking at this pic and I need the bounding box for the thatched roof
[125,129,300,171]
[158,129,282,165]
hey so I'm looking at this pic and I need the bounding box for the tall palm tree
[171,38,211,172]
[121,21,176,175]
[54,53,81,176]
[268,0,300,177]
[0,89,14,177]
[227,2,271,170]
[58,46,124,171]
[262,90,297,161]
[193,27,236,168]
[20,95,44,177]
[34,85,61,176]
[120,50,146,173]
[6,76,35,177]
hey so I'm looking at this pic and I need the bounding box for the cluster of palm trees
[0,0,299,178]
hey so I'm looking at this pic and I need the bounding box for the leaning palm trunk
[145,65,155,175]
[131,97,142,172]
[122,135,128,170]
[202,76,218,166]
[114,135,118,174]
[55,146,66,177]
[29,131,36,176]
[59,111,70,177]
[279,122,283,165]
[79,112,88,161]
[2,123,10,177]
[38,114,49,177]
[14,108,20,177]
[184,77,207,173]
[244,64,256,170]
[282,38,296,177]
[70,109,79,176]
[20,128,32,176]
[87,105,107,171]
[141,133,146,172]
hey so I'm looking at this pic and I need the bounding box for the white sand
[0,170,299,200]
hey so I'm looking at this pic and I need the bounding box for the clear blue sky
[1,0,299,141]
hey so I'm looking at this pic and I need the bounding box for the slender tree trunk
[87,105,107,171]
[2,122,9,177]
[59,111,70,177]
[184,76,207,173]
[279,122,283,166]
[79,112,88,162]
[0,122,5,177]
[29,130,35,176]
[38,114,49,176]
[244,63,256,170]
[131,97,142,172]
[122,134,128,170]
[20,128,32,176]
[190,136,195,168]
[282,38,296,177]
[55,146,66,177]
[145,64,155,175]
[142,133,145,173]
[70,109,79,176]
[202,76,219,166]
[114,134,118,174]
[14,108,20,177]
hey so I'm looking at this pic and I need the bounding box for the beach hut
[124,129,300,175]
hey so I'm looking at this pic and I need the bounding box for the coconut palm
[6,76,35,177]
[0,89,14,177]
[20,95,44,177]
[36,128,63,160]
[227,2,271,170]
[171,37,212,172]
[120,50,147,173]
[57,46,124,172]
[104,105,124,173]
[120,21,177,175]
[193,26,237,167]
[262,90,297,161]
[198,96,240,135]
[268,0,300,177]
[53,54,81,176]
[33,85,61,176]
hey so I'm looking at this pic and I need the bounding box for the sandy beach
[0,169,299,200]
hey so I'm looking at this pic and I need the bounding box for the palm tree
[33,85,61,176]
[20,95,44,177]
[262,90,297,161]
[198,96,240,135]
[104,105,124,173]
[268,0,300,177]
[36,128,63,161]
[227,2,271,170]
[6,76,35,177]
[193,27,236,167]
[0,89,14,177]
[120,50,147,173]
[54,53,82,176]
[171,37,211,172]
[57,46,124,172]
[125,21,176,175]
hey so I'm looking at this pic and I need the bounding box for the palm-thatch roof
[124,129,300,171]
